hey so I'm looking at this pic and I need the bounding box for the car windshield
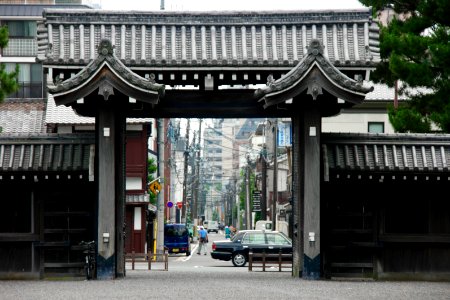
[165,225,188,237]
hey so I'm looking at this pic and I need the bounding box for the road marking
[175,244,198,262]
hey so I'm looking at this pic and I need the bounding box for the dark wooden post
[115,109,126,278]
[95,98,126,280]
[300,107,321,279]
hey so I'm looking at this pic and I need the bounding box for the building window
[2,21,37,56]
[5,63,43,99]
[368,122,384,133]
[4,21,36,37]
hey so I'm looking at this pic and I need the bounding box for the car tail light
[212,242,216,251]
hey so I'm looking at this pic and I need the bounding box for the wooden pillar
[300,107,321,279]
[115,109,126,278]
[96,101,125,280]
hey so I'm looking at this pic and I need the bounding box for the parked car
[210,230,292,267]
[164,223,191,256]
[218,222,225,231]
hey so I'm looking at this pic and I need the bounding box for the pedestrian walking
[197,226,208,255]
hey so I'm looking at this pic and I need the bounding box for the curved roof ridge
[255,39,374,107]
[48,39,164,104]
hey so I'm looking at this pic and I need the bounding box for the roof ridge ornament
[307,39,323,56]
[98,39,114,56]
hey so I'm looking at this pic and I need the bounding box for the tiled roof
[37,9,379,68]
[365,82,431,101]
[45,94,152,125]
[323,133,450,176]
[0,100,46,134]
[0,133,94,173]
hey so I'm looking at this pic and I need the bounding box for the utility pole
[272,119,278,231]
[190,130,197,224]
[195,119,202,220]
[261,144,267,220]
[181,119,190,224]
[245,155,252,230]
[156,118,165,259]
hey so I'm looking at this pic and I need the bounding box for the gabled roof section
[37,9,379,68]
[255,39,374,108]
[48,39,165,106]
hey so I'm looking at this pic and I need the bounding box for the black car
[210,230,292,267]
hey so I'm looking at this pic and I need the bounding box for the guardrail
[125,250,168,271]
[248,250,292,272]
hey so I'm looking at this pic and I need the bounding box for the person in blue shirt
[197,226,208,255]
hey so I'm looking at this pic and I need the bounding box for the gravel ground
[1,270,449,300]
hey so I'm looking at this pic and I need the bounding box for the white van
[203,220,219,233]
[255,220,289,237]
[255,220,272,231]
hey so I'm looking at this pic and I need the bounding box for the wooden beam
[74,89,343,119]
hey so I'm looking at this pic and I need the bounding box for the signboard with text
[252,191,261,212]
[277,122,292,147]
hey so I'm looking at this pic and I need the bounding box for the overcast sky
[96,0,365,11]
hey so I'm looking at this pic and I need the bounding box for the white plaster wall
[322,112,395,134]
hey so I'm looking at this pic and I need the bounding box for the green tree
[0,26,19,103]
[359,0,450,132]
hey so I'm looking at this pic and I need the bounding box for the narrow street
[162,231,249,272]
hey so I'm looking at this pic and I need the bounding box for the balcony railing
[7,81,43,99]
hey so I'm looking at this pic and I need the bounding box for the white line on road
[175,244,198,262]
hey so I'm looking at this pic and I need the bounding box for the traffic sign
[176,202,183,209]
[149,180,162,195]
[167,201,173,208]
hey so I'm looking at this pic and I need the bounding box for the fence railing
[125,250,169,271]
[248,250,292,272]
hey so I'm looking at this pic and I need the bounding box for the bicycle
[79,240,96,280]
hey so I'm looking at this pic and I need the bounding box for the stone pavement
[1,269,449,300]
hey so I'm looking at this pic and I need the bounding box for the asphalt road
[1,232,449,300]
